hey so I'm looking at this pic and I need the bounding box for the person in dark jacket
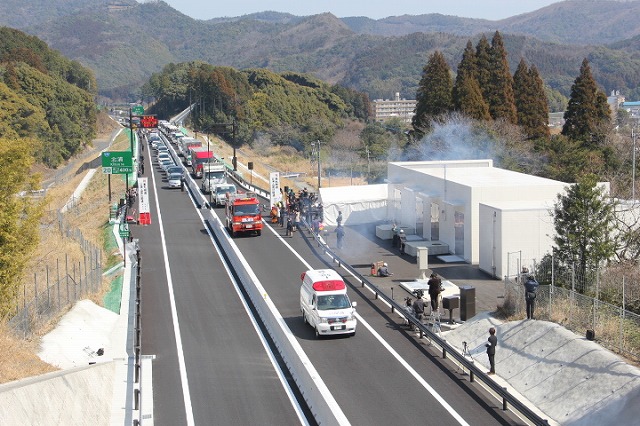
[524,275,539,319]
[427,273,443,313]
[486,327,497,375]
[398,229,407,254]
[411,296,426,331]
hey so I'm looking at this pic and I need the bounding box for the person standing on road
[294,209,301,229]
[391,223,399,248]
[286,217,294,236]
[335,224,345,249]
[336,210,343,227]
[486,327,497,375]
[398,229,407,254]
[427,273,443,314]
[279,203,287,227]
[524,275,539,319]
[412,295,426,328]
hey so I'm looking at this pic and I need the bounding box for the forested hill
[0,27,97,167]
[143,63,369,149]
[2,0,640,103]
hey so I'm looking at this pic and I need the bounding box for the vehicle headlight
[318,318,328,324]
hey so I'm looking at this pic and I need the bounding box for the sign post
[119,223,130,267]
[138,177,151,225]
[269,172,281,209]
[102,151,133,175]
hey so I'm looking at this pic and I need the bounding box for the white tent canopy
[319,184,388,226]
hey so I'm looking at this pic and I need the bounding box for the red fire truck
[225,192,263,237]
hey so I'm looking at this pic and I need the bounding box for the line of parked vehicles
[151,122,357,337]
[151,121,263,238]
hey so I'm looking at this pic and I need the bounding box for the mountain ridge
[2,0,640,102]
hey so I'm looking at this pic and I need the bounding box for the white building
[320,160,594,279]
[372,93,416,123]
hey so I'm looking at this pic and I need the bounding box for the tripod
[461,341,473,360]
[458,340,474,375]
[428,309,442,337]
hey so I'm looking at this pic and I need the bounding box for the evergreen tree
[486,31,517,123]
[412,51,453,137]
[552,174,616,293]
[453,41,490,121]
[513,60,550,140]
[562,58,611,147]
[454,76,491,121]
[475,35,492,100]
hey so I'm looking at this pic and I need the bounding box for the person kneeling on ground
[377,262,393,277]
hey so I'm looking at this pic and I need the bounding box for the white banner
[138,177,150,214]
[269,172,282,208]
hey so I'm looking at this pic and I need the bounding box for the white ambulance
[300,269,357,338]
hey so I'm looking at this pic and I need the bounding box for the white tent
[319,184,388,226]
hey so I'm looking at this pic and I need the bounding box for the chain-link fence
[504,278,640,361]
[7,214,103,338]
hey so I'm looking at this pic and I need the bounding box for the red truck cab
[225,193,263,237]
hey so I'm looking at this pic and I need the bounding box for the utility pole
[365,146,370,175]
[233,119,237,171]
[312,140,322,189]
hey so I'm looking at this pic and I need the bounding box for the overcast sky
[156,0,563,21]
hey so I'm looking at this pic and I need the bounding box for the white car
[167,173,183,188]
[157,152,171,163]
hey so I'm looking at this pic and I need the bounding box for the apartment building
[372,93,416,123]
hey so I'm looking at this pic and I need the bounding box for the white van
[300,269,357,338]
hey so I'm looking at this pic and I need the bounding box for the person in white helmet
[377,262,393,277]
[398,229,407,254]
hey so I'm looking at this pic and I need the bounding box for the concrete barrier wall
[191,183,348,425]
[0,361,116,425]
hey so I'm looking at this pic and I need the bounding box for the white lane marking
[190,202,309,425]
[353,314,470,425]
[149,151,196,426]
[264,221,470,426]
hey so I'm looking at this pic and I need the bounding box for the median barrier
[193,186,346,425]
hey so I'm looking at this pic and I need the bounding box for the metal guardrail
[180,144,550,425]
[297,220,550,426]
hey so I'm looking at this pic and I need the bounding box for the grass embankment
[1,118,366,384]
[0,112,124,383]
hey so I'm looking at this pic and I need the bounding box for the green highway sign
[132,105,144,115]
[119,223,130,238]
[102,151,133,174]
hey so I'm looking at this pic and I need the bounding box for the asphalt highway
[135,136,523,425]
[136,147,304,425]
